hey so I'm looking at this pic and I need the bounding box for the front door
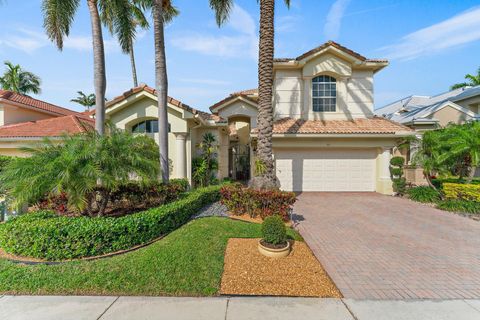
[229,144,251,181]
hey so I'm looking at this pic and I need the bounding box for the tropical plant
[71,91,96,111]
[209,0,291,188]
[42,0,136,135]
[451,67,480,90]
[192,132,219,187]
[0,127,159,216]
[438,122,480,182]
[406,186,441,203]
[0,61,41,95]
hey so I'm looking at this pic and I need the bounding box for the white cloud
[171,4,258,59]
[276,15,300,33]
[380,6,480,61]
[324,0,351,40]
[0,28,121,54]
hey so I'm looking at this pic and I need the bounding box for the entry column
[175,133,187,179]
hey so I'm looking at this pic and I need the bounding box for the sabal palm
[0,61,41,95]
[451,67,480,90]
[210,0,290,187]
[71,91,96,111]
[42,0,136,135]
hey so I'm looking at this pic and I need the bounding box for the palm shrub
[192,132,219,187]
[0,127,159,216]
[390,156,406,195]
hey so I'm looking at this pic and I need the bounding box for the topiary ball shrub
[261,215,287,246]
[406,186,441,203]
[390,156,405,167]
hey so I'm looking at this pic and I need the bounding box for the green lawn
[0,217,301,296]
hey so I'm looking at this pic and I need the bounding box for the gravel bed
[193,202,228,219]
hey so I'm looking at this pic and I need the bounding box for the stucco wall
[107,96,190,179]
[0,103,53,126]
[273,54,375,121]
[426,105,473,126]
[217,101,258,128]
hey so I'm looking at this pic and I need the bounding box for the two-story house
[103,41,413,194]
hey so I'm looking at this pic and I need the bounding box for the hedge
[0,185,221,260]
[443,183,480,202]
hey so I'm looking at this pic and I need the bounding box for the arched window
[312,75,336,112]
[132,120,171,133]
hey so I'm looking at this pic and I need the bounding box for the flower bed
[220,184,296,221]
[443,183,480,202]
[0,185,221,260]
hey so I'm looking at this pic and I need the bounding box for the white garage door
[275,148,376,192]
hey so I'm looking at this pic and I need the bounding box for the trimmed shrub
[390,156,406,196]
[437,200,480,214]
[261,216,287,245]
[443,183,480,202]
[220,184,296,221]
[406,186,441,203]
[0,185,221,260]
[431,178,480,190]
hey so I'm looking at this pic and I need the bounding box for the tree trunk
[129,39,138,87]
[153,0,170,183]
[256,0,276,185]
[467,166,477,183]
[87,0,107,135]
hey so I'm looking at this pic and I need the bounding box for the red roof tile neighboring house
[0,90,81,117]
[252,117,413,135]
[0,115,94,138]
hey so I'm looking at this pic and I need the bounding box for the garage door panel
[275,149,376,192]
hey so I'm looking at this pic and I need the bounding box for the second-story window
[312,75,336,112]
[132,120,171,133]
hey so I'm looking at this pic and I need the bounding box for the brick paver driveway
[294,192,480,300]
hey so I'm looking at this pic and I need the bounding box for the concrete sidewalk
[2,296,480,320]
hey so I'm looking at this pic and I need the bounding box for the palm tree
[102,2,153,87]
[42,0,136,135]
[451,67,480,90]
[210,0,290,188]
[71,91,96,111]
[0,61,41,95]
[137,0,178,183]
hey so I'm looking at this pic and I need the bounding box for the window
[312,75,336,112]
[132,120,170,133]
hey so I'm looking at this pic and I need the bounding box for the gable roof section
[0,115,94,138]
[105,84,195,114]
[376,86,480,124]
[210,88,258,113]
[274,41,388,64]
[0,90,81,117]
[253,117,413,135]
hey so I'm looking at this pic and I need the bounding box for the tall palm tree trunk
[129,39,139,87]
[256,0,276,184]
[87,0,107,135]
[153,0,169,183]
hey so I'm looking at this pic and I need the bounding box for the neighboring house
[0,90,94,156]
[103,41,413,194]
[375,85,480,131]
[375,85,480,182]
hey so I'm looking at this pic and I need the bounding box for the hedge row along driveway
[0,185,221,260]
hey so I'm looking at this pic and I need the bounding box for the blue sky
[1,0,480,113]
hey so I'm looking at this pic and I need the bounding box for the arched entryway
[227,116,251,181]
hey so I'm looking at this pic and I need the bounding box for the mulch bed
[220,238,341,297]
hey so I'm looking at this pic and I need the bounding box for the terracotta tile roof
[253,117,413,135]
[273,41,388,63]
[196,110,226,123]
[105,84,195,113]
[0,115,94,138]
[0,90,81,117]
[210,89,258,112]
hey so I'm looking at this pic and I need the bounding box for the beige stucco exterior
[0,102,55,127]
